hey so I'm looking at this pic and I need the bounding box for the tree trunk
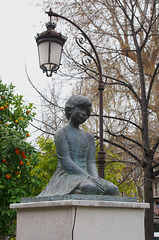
[144,162,154,240]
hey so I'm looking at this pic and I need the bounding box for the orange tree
[0,79,40,239]
[31,137,58,195]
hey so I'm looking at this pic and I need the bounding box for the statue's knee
[80,181,97,194]
[105,184,119,195]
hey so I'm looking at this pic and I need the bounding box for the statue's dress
[39,126,118,196]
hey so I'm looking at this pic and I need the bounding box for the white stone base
[10,200,149,240]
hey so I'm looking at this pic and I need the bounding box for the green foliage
[95,143,137,197]
[31,136,57,195]
[0,79,39,239]
[104,149,137,197]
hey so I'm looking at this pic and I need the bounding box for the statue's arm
[86,133,99,177]
[55,128,90,177]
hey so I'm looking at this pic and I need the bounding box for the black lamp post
[36,8,105,179]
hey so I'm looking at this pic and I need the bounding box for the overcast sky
[0,0,48,104]
[0,1,74,141]
[0,1,55,141]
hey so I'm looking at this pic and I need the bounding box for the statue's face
[69,106,89,126]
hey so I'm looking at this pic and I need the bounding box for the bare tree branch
[152,168,159,178]
[147,62,159,103]
[118,165,141,186]
[106,128,144,149]
[152,137,159,154]
[30,122,55,136]
[140,0,157,50]
[91,113,142,131]
[25,66,64,110]
[94,135,143,164]
[103,75,142,104]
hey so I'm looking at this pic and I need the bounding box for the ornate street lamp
[36,12,66,77]
[36,8,105,179]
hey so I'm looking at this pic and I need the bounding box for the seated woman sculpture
[39,95,118,196]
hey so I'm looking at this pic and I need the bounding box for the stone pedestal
[10,198,149,240]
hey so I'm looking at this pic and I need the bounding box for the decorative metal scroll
[75,33,98,69]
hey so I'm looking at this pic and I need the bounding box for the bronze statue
[39,95,118,196]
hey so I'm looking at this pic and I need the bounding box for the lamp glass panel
[50,42,62,66]
[38,42,49,66]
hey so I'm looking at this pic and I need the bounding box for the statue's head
[65,95,92,120]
